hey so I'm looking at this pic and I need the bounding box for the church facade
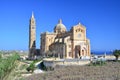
[40,20,90,58]
[29,13,91,59]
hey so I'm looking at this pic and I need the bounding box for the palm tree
[113,50,120,61]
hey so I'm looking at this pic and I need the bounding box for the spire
[31,11,34,18]
[58,19,62,24]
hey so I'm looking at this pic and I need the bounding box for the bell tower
[28,12,36,59]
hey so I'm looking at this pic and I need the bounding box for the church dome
[54,19,67,33]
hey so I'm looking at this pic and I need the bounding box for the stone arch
[75,45,81,58]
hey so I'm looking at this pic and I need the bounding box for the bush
[0,53,20,79]
[113,50,120,61]
[26,59,43,73]
[26,62,35,73]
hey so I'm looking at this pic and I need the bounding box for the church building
[40,20,90,58]
[29,13,91,59]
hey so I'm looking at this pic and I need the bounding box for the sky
[0,0,120,52]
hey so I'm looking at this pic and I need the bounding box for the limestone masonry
[29,13,90,59]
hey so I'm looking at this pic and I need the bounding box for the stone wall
[43,59,90,68]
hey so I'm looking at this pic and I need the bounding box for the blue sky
[0,0,120,52]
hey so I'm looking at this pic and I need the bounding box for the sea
[91,51,113,55]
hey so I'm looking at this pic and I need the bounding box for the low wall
[43,59,90,68]
[105,55,115,60]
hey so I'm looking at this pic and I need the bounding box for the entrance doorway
[75,45,81,58]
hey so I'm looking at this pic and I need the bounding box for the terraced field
[25,61,120,80]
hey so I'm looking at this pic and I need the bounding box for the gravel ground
[25,61,120,80]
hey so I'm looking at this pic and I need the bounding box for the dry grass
[25,61,120,80]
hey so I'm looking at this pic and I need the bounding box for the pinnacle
[78,22,81,25]
[58,19,62,24]
[32,11,34,18]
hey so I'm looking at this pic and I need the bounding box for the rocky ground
[24,61,120,80]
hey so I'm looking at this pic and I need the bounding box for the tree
[113,50,120,61]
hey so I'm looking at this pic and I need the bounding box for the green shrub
[113,50,120,61]
[0,53,20,79]
[26,61,35,73]
[26,59,43,73]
